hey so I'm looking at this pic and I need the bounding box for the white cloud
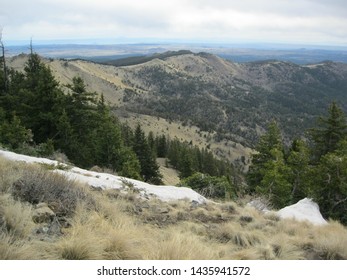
[1,0,347,45]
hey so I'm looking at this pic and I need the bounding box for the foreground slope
[1,149,346,260]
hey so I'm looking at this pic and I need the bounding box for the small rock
[160,208,170,214]
[32,203,55,223]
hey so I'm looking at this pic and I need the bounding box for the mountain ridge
[7,52,347,164]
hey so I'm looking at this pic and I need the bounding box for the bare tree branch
[0,27,8,91]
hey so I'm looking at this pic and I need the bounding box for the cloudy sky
[1,0,346,46]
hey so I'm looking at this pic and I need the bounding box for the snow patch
[0,149,206,204]
[277,198,328,226]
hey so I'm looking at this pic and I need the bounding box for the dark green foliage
[247,103,347,224]
[20,53,64,143]
[163,137,234,180]
[156,135,168,157]
[133,125,162,184]
[310,139,347,224]
[247,121,284,193]
[0,114,32,150]
[180,172,234,199]
[309,101,347,162]
[247,121,292,208]
[256,148,292,208]
[286,139,310,202]
[0,52,142,179]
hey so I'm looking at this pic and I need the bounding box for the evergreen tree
[247,121,284,193]
[94,96,122,169]
[156,135,168,157]
[0,113,32,150]
[287,139,310,202]
[133,124,162,184]
[117,147,141,180]
[257,148,292,208]
[179,149,195,179]
[63,77,99,167]
[309,102,347,162]
[18,53,65,143]
[310,139,347,224]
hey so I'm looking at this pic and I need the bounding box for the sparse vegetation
[1,157,347,260]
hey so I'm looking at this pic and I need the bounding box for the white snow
[0,149,330,223]
[277,198,328,226]
[0,149,206,204]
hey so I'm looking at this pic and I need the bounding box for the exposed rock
[277,198,328,226]
[247,198,270,212]
[32,203,55,224]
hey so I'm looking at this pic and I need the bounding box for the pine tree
[287,139,310,202]
[133,124,162,184]
[94,94,123,169]
[311,139,347,224]
[19,53,65,143]
[63,77,99,167]
[309,102,347,162]
[156,135,168,157]
[247,121,284,193]
[257,148,292,208]
[0,114,32,150]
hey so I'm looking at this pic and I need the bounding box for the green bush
[180,172,234,199]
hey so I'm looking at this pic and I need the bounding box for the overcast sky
[1,0,346,46]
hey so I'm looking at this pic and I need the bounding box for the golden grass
[312,221,347,259]
[0,157,24,193]
[148,231,219,260]
[0,234,42,260]
[0,194,36,238]
[1,155,347,260]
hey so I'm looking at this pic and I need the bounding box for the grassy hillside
[1,155,347,260]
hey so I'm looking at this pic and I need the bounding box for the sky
[1,0,347,46]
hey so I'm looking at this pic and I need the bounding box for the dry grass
[0,194,35,238]
[312,221,347,259]
[148,231,219,260]
[1,155,347,260]
[0,158,24,193]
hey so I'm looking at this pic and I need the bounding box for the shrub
[11,166,95,217]
[180,172,234,199]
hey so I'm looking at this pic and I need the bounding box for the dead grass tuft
[312,221,347,259]
[0,194,35,238]
[0,233,41,260]
[149,231,218,260]
[0,158,24,193]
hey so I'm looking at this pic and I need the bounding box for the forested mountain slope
[8,52,347,150]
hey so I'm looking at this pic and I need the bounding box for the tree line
[247,102,347,224]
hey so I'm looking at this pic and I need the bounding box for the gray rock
[32,203,55,223]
